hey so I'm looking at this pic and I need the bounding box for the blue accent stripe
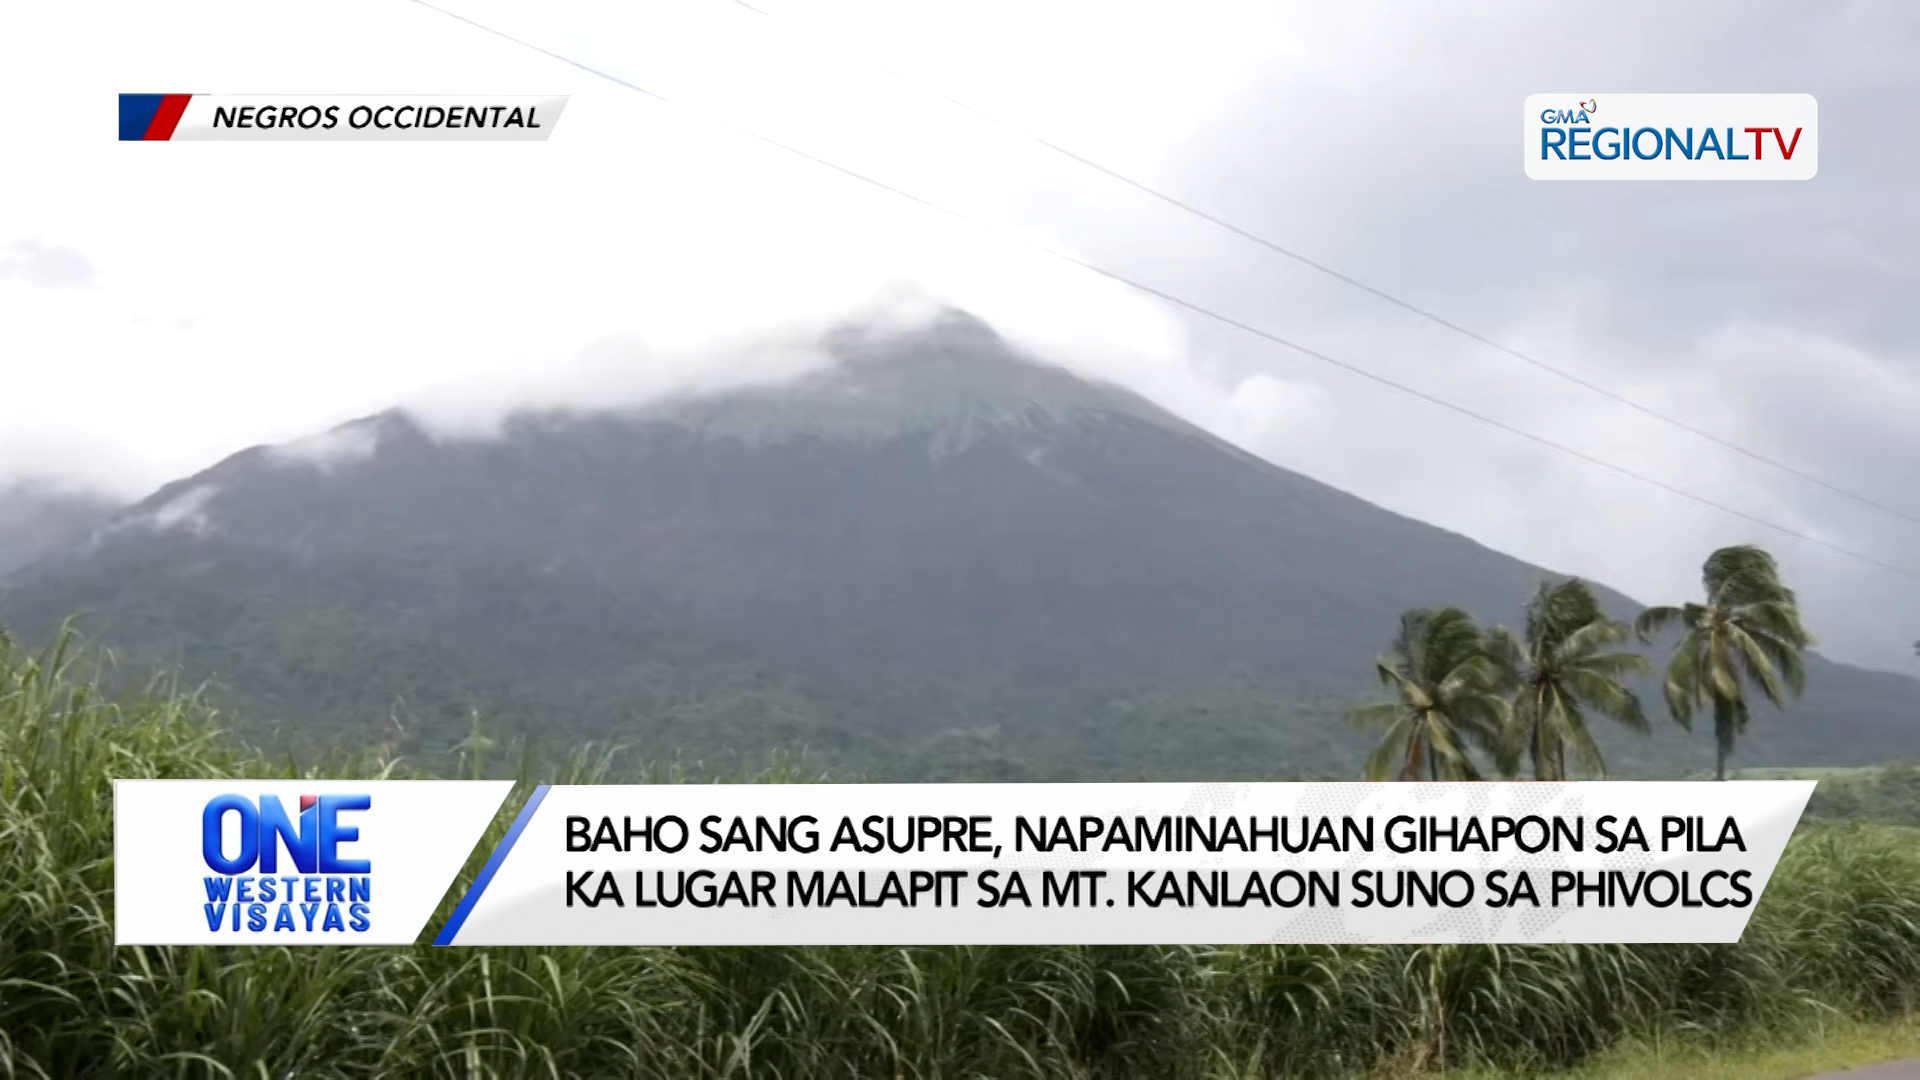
[119,94,163,141]
[433,783,550,946]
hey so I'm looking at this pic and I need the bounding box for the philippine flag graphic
[119,94,193,140]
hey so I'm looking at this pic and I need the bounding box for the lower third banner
[431,781,1812,947]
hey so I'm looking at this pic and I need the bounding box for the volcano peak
[633,306,1191,448]
[824,304,1018,370]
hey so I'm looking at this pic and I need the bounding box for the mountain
[0,481,122,581]
[3,308,1917,779]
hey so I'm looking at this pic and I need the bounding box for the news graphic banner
[1525,94,1817,179]
[117,95,567,141]
[437,781,1813,946]
[113,780,514,945]
[112,781,1814,946]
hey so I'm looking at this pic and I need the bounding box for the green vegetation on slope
[4,630,1917,1079]
[9,315,1916,785]
[0,480,121,578]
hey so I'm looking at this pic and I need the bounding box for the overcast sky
[2,0,1916,671]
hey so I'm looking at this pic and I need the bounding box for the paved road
[1810,1062,1920,1079]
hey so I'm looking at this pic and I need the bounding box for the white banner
[1524,94,1817,180]
[437,781,1814,946]
[113,780,514,944]
[121,95,568,141]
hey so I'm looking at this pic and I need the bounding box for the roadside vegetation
[1441,1012,1920,1080]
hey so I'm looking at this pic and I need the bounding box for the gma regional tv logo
[201,793,373,934]
[1524,94,1816,180]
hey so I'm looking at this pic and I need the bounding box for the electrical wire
[402,0,1920,580]
[725,0,1920,530]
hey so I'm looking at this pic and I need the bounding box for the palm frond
[1362,715,1415,782]
[1558,617,1632,657]
[1345,702,1402,732]
[1562,668,1651,734]
[1426,720,1479,780]
[1566,650,1651,679]
[1728,626,1788,709]
[1634,605,1689,643]
[1704,545,1791,606]
[1663,632,1703,727]
[1483,625,1525,682]
[1556,701,1608,779]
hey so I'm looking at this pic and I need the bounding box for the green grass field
[4,632,1918,1078]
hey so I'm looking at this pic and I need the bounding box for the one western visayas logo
[201,794,373,933]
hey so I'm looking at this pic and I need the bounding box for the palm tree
[1634,545,1815,781]
[1347,607,1515,781]
[1487,579,1651,780]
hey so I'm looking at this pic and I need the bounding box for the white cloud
[268,424,383,471]
[0,239,95,287]
[1,0,1915,671]
[143,484,217,536]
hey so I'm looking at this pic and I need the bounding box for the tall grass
[2,630,1917,1078]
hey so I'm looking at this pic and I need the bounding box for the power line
[402,0,1920,581]
[725,0,1920,531]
